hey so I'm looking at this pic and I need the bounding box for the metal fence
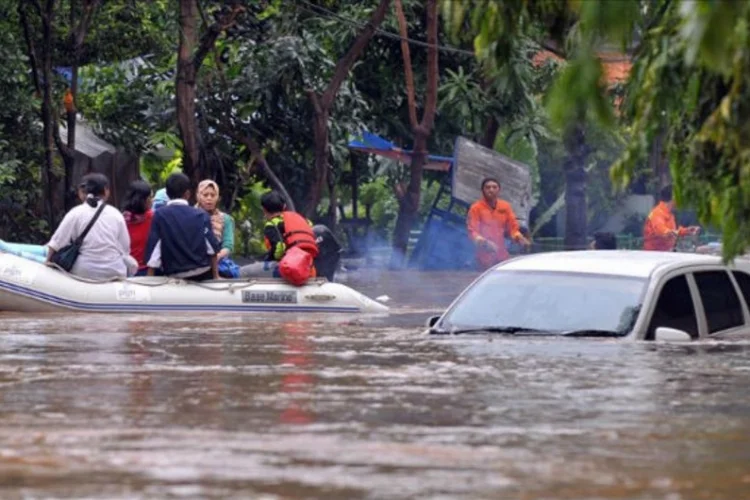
[360,231,722,267]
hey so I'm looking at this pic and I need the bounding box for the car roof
[496,250,731,278]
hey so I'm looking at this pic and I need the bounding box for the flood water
[2,270,750,499]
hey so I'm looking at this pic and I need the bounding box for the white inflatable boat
[0,252,388,314]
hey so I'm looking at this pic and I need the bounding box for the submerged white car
[427,250,750,341]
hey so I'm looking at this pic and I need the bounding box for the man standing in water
[643,185,700,251]
[467,177,530,270]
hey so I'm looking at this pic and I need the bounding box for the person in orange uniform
[467,177,531,270]
[643,185,700,251]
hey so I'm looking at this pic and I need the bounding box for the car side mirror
[425,315,441,329]
[654,327,693,342]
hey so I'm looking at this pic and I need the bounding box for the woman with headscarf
[122,180,154,276]
[195,180,240,278]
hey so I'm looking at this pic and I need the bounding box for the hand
[483,239,499,252]
[689,226,701,235]
[517,235,531,247]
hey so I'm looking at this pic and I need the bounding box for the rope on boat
[42,261,327,292]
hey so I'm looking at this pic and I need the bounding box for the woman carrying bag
[47,173,136,279]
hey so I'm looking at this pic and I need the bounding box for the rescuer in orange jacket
[261,191,319,277]
[467,177,531,270]
[643,185,700,251]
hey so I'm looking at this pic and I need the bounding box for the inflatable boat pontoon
[0,251,388,314]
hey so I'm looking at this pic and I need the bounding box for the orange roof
[532,50,632,86]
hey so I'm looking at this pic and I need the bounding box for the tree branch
[419,0,439,132]
[320,0,390,110]
[196,0,209,28]
[18,2,42,95]
[541,39,567,60]
[306,89,323,115]
[394,0,418,130]
[29,0,42,18]
[210,118,296,211]
[192,4,243,73]
[73,0,99,48]
[52,118,74,161]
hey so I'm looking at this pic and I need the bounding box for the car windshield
[438,270,646,335]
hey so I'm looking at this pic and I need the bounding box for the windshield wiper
[434,326,553,335]
[560,329,625,338]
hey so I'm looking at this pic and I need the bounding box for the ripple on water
[1,270,750,498]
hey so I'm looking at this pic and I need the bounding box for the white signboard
[451,137,533,223]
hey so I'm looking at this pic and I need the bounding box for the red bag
[278,246,313,286]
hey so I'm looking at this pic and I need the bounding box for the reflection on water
[1,271,750,498]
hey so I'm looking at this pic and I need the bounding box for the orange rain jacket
[467,198,522,269]
[643,201,689,251]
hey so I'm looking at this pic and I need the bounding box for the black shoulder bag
[50,202,107,272]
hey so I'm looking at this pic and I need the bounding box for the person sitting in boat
[144,173,222,281]
[312,224,342,281]
[261,191,319,283]
[47,173,136,280]
[152,187,169,210]
[195,179,240,278]
[122,180,154,276]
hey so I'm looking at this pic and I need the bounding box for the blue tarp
[0,240,47,263]
[348,132,453,171]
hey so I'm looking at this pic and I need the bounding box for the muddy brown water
[1,270,750,499]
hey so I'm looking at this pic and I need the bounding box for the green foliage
[611,0,750,260]
[231,180,272,257]
[356,177,442,238]
[0,7,46,243]
[546,53,613,128]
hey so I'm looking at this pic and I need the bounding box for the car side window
[646,275,699,340]
[694,271,744,334]
[731,271,750,308]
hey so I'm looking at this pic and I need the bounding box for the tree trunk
[649,129,670,189]
[41,0,60,229]
[304,0,391,218]
[389,0,439,268]
[177,0,200,185]
[390,132,427,267]
[327,168,337,230]
[63,65,78,209]
[563,125,588,250]
[307,107,329,219]
[19,1,57,229]
[481,116,500,148]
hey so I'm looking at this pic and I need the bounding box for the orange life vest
[282,211,319,258]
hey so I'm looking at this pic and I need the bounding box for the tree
[0,3,46,242]
[176,0,243,185]
[59,0,100,206]
[612,0,750,260]
[389,0,439,267]
[305,0,391,222]
[18,0,60,229]
[442,0,638,250]
[17,0,177,225]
